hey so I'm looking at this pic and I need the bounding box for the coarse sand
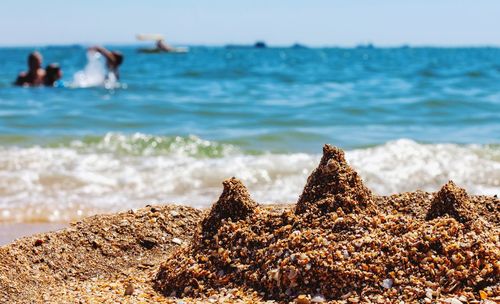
[1,145,499,303]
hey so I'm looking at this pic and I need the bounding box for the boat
[254,41,267,48]
[225,41,268,49]
[136,34,189,54]
[137,47,189,54]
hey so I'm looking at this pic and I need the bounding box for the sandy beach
[1,145,498,303]
[2,1,500,303]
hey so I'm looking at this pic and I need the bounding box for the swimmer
[156,39,174,52]
[43,63,63,87]
[14,51,46,86]
[88,46,124,80]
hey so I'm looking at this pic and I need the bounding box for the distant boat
[291,43,307,49]
[136,33,189,54]
[225,41,268,49]
[254,41,267,48]
[137,47,189,54]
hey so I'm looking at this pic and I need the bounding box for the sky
[1,0,500,47]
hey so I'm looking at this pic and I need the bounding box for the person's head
[28,51,43,71]
[112,51,124,67]
[44,63,62,86]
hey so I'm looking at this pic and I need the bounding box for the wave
[53,133,238,157]
[0,134,498,222]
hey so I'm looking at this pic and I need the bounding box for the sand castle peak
[201,177,257,236]
[295,144,373,214]
[426,181,475,223]
[153,147,498,303]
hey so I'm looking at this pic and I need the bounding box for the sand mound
[154,145,499,303]
[201,177,257,237]
[0,205,202,303]
[426,181,476,224]
[296,144,374,214]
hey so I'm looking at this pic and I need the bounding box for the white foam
[0,137,498,222]
[349,139,500,196]
[71,51,119,88]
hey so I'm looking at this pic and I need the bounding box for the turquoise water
[0,46,499,222]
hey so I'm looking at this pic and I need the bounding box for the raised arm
[88,46,117,66]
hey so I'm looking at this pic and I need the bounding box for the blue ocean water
[0,46,499,222]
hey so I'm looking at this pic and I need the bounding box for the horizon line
[2,41,500,49]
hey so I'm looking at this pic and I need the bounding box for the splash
[71,52,119,88]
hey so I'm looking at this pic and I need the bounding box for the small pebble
[172,237,182,245]
[296,294,310,304]
[425,288,433,299]
[124,283,134,296]
[479,290,487,299]
[311,294,326,303]
[381,278,393,289]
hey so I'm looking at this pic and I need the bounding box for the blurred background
[0,0,499,224]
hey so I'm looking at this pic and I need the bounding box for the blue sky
[1,0,499,46]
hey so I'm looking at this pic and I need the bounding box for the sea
[0,45,499,223]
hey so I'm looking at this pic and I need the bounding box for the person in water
[88,46,124,80]
[44,63,63,87]
[156,39,174,52]
[15,52,46,86]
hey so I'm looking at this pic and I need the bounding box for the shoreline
[0,138,498,225]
